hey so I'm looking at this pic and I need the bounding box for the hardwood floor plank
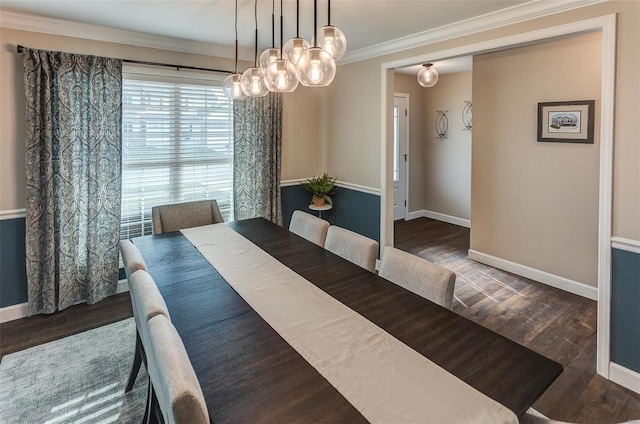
[395,217,640,423]
[0,292,132,360]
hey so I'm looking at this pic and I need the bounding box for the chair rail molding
[611,237,640,254]
[0,208,26,220]
[282,179,381,196]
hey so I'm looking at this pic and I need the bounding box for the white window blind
[121,67,233,239]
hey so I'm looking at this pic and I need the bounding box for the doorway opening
[380,16,615,378]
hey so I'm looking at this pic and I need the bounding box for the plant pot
[312,196,326,206]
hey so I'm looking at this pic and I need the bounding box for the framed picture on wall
[537,100,594,143]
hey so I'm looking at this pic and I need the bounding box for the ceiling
[1,0,530,62]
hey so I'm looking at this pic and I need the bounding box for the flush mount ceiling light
[222,0,246,100]
[417,63,439,88]
[295,0,336,87]
[315,0,347,60]
[241,0,269,97]
[283,0,310,66]
[259,0,280,70]
[264,0,299,93]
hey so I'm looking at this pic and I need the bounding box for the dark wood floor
[395,217,640,424]
[1,218,639,423]
[0,292,132,360]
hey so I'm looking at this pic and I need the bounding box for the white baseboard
[116,279,129,294]
[405,209,470,228]
[0,302,30,323]
[0,279,130,323]
[468,249,598,300]
[610,362,640,394]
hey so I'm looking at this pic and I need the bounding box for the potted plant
[302,173,337,206]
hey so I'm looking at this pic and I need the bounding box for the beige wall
[393,73,426,212]
[0,27,317,211]
[321,60,382,188]
[323,1,639,243]
[423,71,472,221]
[472,32,601,287]
[282,86,321,180]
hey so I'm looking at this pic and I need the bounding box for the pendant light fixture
[241,0,269,97]
[264,0,298,93]
[295,0,336,87]
[283,0,310,65]
[259,0,280,69]
[417,63,439,88]
[315,0,347,60]
[223,0,246,100]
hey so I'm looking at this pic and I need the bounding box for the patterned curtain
[23,48,123,314]
[233,92,283,225]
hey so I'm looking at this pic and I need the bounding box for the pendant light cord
[271,0,275,48]
[254,0,258,66]
[312,0,317,48]
[296,0,300,37]
[279,0,284,58]
[234,0,239,73]
[328,0,331,26]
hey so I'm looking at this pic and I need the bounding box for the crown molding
[1,0,606,64]
[340,0,607,64]
[0,9,254,61]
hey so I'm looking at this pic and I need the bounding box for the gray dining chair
[379,246,456,310]
[324,226,378,272]
[152,199,224,234]
[289,210,330,247]
[126,269,171,423]
[146,313,210,424]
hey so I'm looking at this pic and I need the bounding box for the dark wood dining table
[133,217,562,423]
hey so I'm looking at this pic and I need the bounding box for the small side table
[309,204,332,219]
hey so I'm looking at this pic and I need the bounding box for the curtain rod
[16,45,232,74]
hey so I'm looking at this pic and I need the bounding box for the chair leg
[147,378,164,424]
[125,330,143,392]
[143,375,153,424]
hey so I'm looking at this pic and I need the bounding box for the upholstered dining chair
[146,313,210,424]
[289,210,330,247]
[324,226,379,272]
[379,246,456,310]
[120,240,149,393]
[126,269,171,423]
[120,239,147,280]
[152,199,224,234]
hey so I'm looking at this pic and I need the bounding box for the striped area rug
[0,318,145,424]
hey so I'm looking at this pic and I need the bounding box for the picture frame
[537,100,594,143]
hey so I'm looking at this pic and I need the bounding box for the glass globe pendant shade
[417,64,439,88]
[296,47,336,87]
[283,37,310,65]
[264,59,299,93]
[223,73,247,100]
[315,25,347,60]
[259,48,280,69]
[241,67,269,97]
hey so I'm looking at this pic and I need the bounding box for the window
[120,66,233,239]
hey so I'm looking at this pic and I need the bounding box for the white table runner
[181,223,518,424]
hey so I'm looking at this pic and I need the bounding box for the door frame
[379,15,616,379]
[393,93,409,221]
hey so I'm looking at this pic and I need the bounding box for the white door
[393,95,408,221]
